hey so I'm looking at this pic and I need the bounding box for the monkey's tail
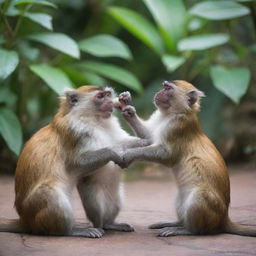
[0,218,25,233]
[224,219,256,237]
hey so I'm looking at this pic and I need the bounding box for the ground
[0,166,256,256]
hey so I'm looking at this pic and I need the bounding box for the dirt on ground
[0,166,256,256]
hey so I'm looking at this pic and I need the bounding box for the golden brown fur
[1,85,137,237]
[120,80,256,236]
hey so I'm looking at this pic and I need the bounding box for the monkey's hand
[121,105,136,120]
[114,91,132,110]
[110,149,124,168]
[120,150,134,169]
[119,91,132,106]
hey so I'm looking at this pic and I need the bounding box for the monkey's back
[15,124,65,211]
[180,133,230,206]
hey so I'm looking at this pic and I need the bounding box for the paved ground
[0,167,256,256]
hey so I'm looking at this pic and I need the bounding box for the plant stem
[0,7,14,40]
[13,5,31,37]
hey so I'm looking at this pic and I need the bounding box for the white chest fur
[71,115,129,152]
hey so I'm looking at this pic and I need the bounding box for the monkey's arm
[119,137,151,149]
[122,106,151,140]
[116,92,151,140]
[122,145,169,168]
[74,148,122,175]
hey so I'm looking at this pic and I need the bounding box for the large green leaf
[14,0,57,8]
[161,54,186,72]
[27,33,80,59]
[24,12,53,30]
[189,1,250,20]
[0,48,19,80]
[0,107,22,155]
[142,0,187,52]
[62,67,106,85]
[108,6,164,55]
[30,64,74,94]
[210,65,251,104]
[178,34,229,51]
[77,61,143,93]
[79,34,132,60]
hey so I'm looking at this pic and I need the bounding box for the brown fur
[121,80,256,236]
[1,85,129,237]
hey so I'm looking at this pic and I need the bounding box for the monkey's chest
[86,129,117,150]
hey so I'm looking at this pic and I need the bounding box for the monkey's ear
[65,90,79,106]
[187,90,205,107]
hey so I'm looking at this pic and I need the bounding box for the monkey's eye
[97,93,105,99]
[105,91,111,97]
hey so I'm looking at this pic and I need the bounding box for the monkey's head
[154,80,205,114]
[63,85,115,119]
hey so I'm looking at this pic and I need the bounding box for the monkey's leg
[26,184,104,238]
[77,166,134,232]
[158,226,193,237]
[149,221,183,229]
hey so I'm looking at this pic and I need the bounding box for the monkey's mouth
[154,96,170,108]
[101,109,113,118]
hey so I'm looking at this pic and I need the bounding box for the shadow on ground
[0,166,256,256]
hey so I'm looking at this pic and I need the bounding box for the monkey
[0,85,150,238]
[117,80,256,237]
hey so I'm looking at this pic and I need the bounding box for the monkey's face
[93,89,113,118]
[64,86,115,119]
[154,80,205,114]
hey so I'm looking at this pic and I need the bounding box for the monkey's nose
[162,81,174,89]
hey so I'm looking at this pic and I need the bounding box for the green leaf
[79,34,132,60]
[83,71,106,85]
[27,33,80,59]
[18,41,40,62]
[189,1,250,20]
[14,0,57,8]
[161,54,186,72]
[0,48,19,81]
[62,67,106,85]
[0,36,5,45]
[0,107,22,155]
[178,34,229,51]
[108,6,164,55]
[24,12,53,30]
[236,0,254,2]
[142,0,187,52]
[77,61,143,93]
[188,17,206,32]
[30,64,74,95]
[0,86,17,106]
[210,65,251,104]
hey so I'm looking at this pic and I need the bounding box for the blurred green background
[0,0,256,173]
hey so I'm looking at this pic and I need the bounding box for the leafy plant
[108,0,253,104]
[0,0,142,155]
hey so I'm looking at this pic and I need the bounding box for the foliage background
[0,0,256,173]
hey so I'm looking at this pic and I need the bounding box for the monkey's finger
[94,228,105,237]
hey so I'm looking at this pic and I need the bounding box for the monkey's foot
[72,227,105,238]
[103,223,134,232]
[158,227,192,237]
[149,221,182,229]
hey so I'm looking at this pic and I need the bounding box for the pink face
[154,81,175,109]
[93,90,113,118]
